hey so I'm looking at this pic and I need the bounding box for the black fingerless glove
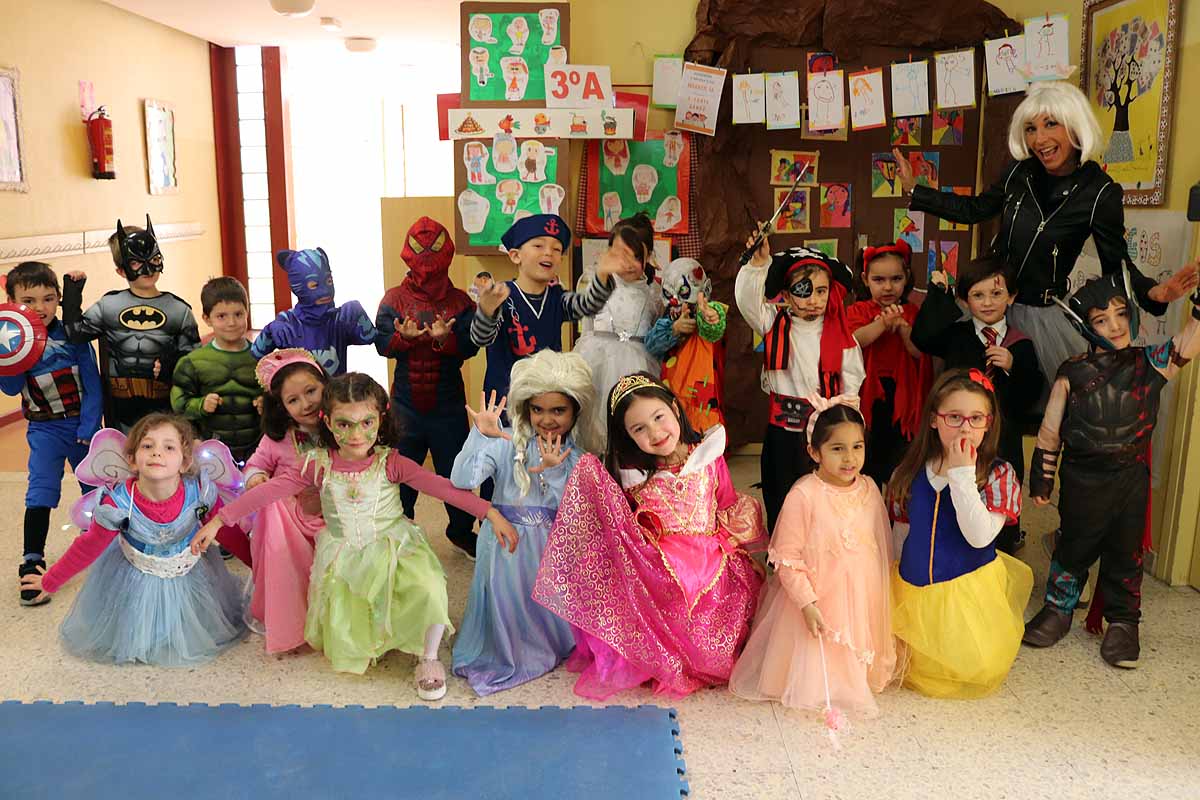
[1029,446,1059,500]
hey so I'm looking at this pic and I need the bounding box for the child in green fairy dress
[196,372,518,700]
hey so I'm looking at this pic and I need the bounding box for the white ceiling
[102,0,463,48]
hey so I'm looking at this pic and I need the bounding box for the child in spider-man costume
[250,247,379,376]
[375,217,481,557]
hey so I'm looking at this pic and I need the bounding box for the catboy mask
[277,247,335,309]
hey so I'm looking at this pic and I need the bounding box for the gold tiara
[609,374,657,413]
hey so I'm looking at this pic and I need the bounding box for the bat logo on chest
[119,305,167,331]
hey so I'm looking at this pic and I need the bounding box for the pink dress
[243,430,326,653]
[533,426,766,699]
[730,473,898,717]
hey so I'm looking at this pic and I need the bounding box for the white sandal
[415,658,447,701]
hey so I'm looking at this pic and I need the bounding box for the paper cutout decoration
[632,164,659,203]
[457,189,491,234]
[469,48,494,87]
[653,239,672,267]
[801,106,848,141]
[538,8,560,45]
[849,68,886,130]
[891,116,922,145]
[674,62,726,136]
[935,49,976,109]
[894,209,925,253]
[807,70,845,131]
[908,152,940,190]
[653,56,684,108]
[602,140,630,175]
[985,35,1029,96]
[501,57,530,101]
[769,150,819,187]
[448,107,634,140]
[545,65,615,109]
[1023,14,1071,81]
[938,187,972,230]
[601,191,622,230]
[654,195,683,232]
[469,15,498,44]
[819,183,852,228]
[492,132,518,172]
[463,141,496,185]
[932,110,965,146]
[807,52,837,76]
[891,60,930,117]
[766,71,802,130]
[547,46,568,65]
[733,73,766,125]
[871,152,902,198]
[496,178,524,214]
[506,17,530,55]
[539,183,566,214]
[662,130,685,168]
[518,140,548,181]
[774,188,810,234]
[805,239,839,259]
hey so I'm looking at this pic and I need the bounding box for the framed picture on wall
[0,65,28,192]
[1081,0,1180,206]
[144,98,178,195]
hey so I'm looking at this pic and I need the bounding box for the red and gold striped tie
[982,326,999,381]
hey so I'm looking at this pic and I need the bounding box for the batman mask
[115,215,165,281]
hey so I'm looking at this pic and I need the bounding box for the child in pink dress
[731,396,899,718]
[533,372,766,700]
[241,349,328,653]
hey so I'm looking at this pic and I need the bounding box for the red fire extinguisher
[86,107,115,179]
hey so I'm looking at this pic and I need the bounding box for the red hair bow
[968,368,995,393]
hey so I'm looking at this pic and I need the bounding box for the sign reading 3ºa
[544,65,614,109]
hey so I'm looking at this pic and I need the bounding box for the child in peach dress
[731,396,899,718]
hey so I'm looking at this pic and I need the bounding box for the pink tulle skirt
[249,495,324,654]
[534,455,762,699]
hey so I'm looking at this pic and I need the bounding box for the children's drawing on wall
[469,14,498,43]
[733,73,766,125]
[506,16,530,55]
[464,141,496,185]
[1091,14,1167,168]
[871,151,901,198]
[500,57,530,101]
[601,191,622,230]
[890,60,930,117]
[765,71,801,130]
[938,187,971,230]
[655,195,683,232]
[662,129,685,168]
[801,105,848,141]
[818,182,852,228]
[547,45,568,65]
[602,139,630,175]
[632,164,659,203]
[538,183,566,215]
[518,140,548,182]
[939,240,960,278]
[1023,13,1071,80]
[773,187,810,234]
[935,49,976,109]
[891,116,922,146]
[457,189,491,234]
[807,51,837,76]
[908,151,940,189]
[538,8,560,45]
[492,132,518,173]
[893,209,925,252]
[469,48,494,86]
[807,69,845,131]
[769,150,819,187]
[984,34,1028,95]
[932,109,964,145]
[804,239,839,259]
[496,178,524,215]
[849,68,886,130]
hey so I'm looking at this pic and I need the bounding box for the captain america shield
[0,303,48,376]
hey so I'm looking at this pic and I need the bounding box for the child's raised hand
[465,390,512,440]
[486,508,520,554]
[945,436,978,470]
[802,602,826,637]
[394,317,425,340]
[745,227,771,267]
[985,345,1013,373]
[1148,261,1200,304]
[697,292,720,325]
[598,240,642,283]
[527,433,571,474]
[892,147,916,193]
[429,314,456,342]
[202,393,222,414]
[672,304,698,337]
[190,518,223,555]
[64,271,87,283]
[929,270,949,290]
[478,280,510,317]
[18,564,48,605]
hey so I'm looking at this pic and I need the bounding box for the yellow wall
[0,0,223,413]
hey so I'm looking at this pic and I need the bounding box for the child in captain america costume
[250,247,380,376]
[2,262,103,607]
[1023,269,1200,668]
[375,216,480,556]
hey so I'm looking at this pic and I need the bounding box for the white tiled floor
[2,457,1198,799]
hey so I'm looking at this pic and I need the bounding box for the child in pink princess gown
[533,372,766,699]
[241,349,329,653]
[730,397,899,718]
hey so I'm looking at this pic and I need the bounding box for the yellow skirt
[891,552,1033,699]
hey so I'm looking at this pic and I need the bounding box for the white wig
[1007,81,1105,165]
[508,349,601,497]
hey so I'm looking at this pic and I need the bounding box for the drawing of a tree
[1094,16,1165,163]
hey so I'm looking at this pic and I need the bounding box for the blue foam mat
[0,700,688,799]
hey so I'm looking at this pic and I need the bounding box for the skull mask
[660,258,712,321]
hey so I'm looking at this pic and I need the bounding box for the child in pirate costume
[735,235,864,532]
[1023,270,1200,667]
[251,247,380,376]
[61,216,201,433]
[469,214,642,404]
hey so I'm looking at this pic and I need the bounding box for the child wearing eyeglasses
[735,233,864,533]
[884,369,1033,699]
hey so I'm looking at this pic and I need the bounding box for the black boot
[18,560,51,607]
[1100,622,1140,668]
[1022,605,1072,647]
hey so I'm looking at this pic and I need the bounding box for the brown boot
[1022,605,1072,647]
[1100,622,1140,668]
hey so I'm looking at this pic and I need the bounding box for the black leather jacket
[911,159,1165,314]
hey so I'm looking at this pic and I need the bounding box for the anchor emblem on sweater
[508,309,537,355]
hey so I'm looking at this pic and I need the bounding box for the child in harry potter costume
[1023,269,1200,667]
[61,216,201,433]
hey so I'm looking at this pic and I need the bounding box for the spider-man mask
[401,216,455,302]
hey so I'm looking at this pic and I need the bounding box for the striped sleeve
[470,303,504,347]
[562,274,615,321]
[982,460,1022,525]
